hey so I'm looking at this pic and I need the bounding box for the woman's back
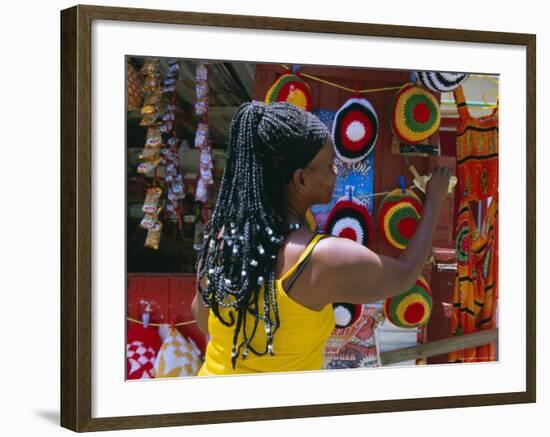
[198,233,335,375]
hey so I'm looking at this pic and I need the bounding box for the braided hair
[196,101,330,368]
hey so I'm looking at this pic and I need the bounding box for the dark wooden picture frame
[61,4,536,432]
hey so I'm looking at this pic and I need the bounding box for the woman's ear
[291,168,307,193]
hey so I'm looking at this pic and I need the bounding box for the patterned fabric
[416,71,470,92]
[391,83,441,144]
[449,197,499,362]
[448,85,499,363]
[126,324,162,380]
[377,188,423,250]
[264,73,312,112]
[154,326,203,378]
[384,276,432,328]
[332,98,378,164]
[454,85,498,201]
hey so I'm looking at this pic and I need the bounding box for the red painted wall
[127,274,207,353]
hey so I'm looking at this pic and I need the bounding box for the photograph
[59,4,535,431]
[125,57,499,379]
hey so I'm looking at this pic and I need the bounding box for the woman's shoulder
[313,234,375,269]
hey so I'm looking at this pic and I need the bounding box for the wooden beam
[380,328,498,366]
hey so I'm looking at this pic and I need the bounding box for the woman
[192,101,450,375]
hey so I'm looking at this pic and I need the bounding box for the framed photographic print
[60,4,536,432]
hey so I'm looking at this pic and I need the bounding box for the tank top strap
[278,233,326,283]
[453,84,471,120]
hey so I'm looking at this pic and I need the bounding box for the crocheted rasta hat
[332,98,378,164]
[390,83,440,144]
[264,73,312,112]
[333,303,363,329]
[377,188,423,250]
[324,196,374,248]
[384,275,432,328]
[416,71,470,93]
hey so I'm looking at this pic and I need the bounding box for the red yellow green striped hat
[377,188,423,250]
[264,73,312,112]
[384,275,433,328]
[390,83,440,144]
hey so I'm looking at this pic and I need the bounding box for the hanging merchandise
[142,187,162,212]
[135,57,186,240]
[448,84,499,363]
[384,276,433,328]
[377,187,423,250]
[194,123,209,148]
[154,325,203,378]
[323,305,383,369]
[311,106,375,237]
[127,60,143,111]
[126,322,162,380]
[324,187,374,248]
[144,220,162,250]
[390,83,441,145]
[332,303,363,329]
[136,58,164,245]
[453,85,498,202]
[194,62,214,205]
[195,63,209,115]
[140,207,162,230]
[332,97,378,164]
[162,59,185,224]
[449,197,498,362]
[264,72,312,112]
[415,71,470,93]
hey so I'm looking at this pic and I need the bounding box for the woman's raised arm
[315,165,450,305]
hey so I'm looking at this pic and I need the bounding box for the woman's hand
[424,165,451,209]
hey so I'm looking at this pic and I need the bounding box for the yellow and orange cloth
[449,84,499,363]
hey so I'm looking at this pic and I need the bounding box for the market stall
[125,56,499,378]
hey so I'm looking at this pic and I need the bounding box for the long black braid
[196,101,329,369]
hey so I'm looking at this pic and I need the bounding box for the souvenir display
[377,188,423,250]
[154,325,203,378]
[449,84,499,363]
[332,303,363,329]
[126,323,162,380]
[332,97,378,164]
[144,220,162,250]
[416,71,470,92]
[195,63,209,115]
[127,60,142,110]
[195,62,214,204]
[390,82,441,144]
[383,276,433,328]
[265,72,312,111]
[324,190,374,248]
[324,305,383,369]
[453,85,498,201]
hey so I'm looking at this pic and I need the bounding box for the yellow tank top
[197,233,335,375]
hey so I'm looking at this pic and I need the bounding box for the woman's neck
[285,203,307,225]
